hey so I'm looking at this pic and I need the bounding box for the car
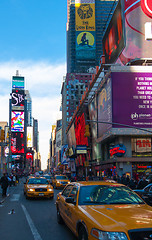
[52,175,70,189]
[56,181,152,240]
[24,177,54,199]
[134,183,152,206]
[43,174,53,184]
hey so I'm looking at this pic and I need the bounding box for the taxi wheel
[78,226,88,240]
[57,208,63,224]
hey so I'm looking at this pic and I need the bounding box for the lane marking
[10,194,20,201]
[21,204,42,240]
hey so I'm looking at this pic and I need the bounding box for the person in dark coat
[0,173,9,197]
[137,176,148,189]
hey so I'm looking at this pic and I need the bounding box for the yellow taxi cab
[52,175,70,189]
[24,177,54,199]
[56,181,152,240]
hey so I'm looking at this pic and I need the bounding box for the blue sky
[0,0,67,169]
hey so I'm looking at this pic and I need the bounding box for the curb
[0,194,10,204]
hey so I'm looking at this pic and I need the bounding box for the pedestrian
[12,174,16,186]
[0,173,9,197]
[137,176,148,189]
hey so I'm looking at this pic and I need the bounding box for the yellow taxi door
[65,185,79,235]
[58,185,74,223]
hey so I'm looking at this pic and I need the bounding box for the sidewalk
[0,185,15,204]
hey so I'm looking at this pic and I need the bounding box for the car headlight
[28,189,34,192]
[57,181,60,184]
[68,181,70,184]
[48,189,53,192]
[91,229,128,240]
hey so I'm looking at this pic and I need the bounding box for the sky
[0,0,67,170]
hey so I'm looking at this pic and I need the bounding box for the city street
[0,179,77,240]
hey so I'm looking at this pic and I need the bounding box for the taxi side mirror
[65,197,75,205]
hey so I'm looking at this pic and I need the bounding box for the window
[69,186,78,202]
[62,185,73,197]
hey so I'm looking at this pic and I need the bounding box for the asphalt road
[0,179,77,240]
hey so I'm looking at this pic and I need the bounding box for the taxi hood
[27,184,49,188]
[80,204,152,231]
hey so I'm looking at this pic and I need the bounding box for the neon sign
[110,144,126,157]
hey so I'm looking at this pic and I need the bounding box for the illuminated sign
[110,144,126,157]
[141,0,152,18]
[12,76,24,89]
[27,126,33,148]
[145,22,152,40]
[102,0,125,64]
[11,132,24,154]
[75,113,88,146]
[135,138,151,152]
[12,89,24,110]
[11,111,24,132]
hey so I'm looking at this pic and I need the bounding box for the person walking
[0,173,9,197]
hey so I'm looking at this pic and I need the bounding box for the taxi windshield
[56,176,68,180]
[78,185,144,205]
[28,178,49,184]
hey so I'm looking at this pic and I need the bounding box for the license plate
[39,193,44,196]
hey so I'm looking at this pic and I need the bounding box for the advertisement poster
[11,111,24,132]
[75,0,96,61]
[97,78,112,138]
[11,132,24,154]
[76,31,96,59]
[112,71,152,128]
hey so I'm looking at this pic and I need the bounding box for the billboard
[67,123,76,148]
[12,76,24,89]
[97,78,112,138]
[76,31,96,59]
[102,0,125,64]
[11,132,24,154]
[112,71,152,128]
[75,0,96,61]
[11,111,24,132]
[117,0,152,65]
[75,112,88,146]
[27,126,33,148]
[12,89,24,110]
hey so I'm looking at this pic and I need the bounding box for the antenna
[16,70,19,76]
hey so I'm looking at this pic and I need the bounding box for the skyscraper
[67,0,118,73]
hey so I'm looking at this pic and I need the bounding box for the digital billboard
[11,111,24,132]
[75,0,96,61]
[12,89,24,110]
[75,112,88,146]
[97,78,112,138]
[112,71,152,128]
[116,0,152,65]
[102,0,125,64]
[11,132,24,154]
[12,76,24,89]
[27,126,33,148]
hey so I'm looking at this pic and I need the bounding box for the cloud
[0,60,66,169]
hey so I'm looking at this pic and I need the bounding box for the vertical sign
[75,0,96,60]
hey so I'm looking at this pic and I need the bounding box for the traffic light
[0,129,5,141]
[84,125,90,137]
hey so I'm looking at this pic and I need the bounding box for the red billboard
[75,113,88,146]
[11,132,24,154]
